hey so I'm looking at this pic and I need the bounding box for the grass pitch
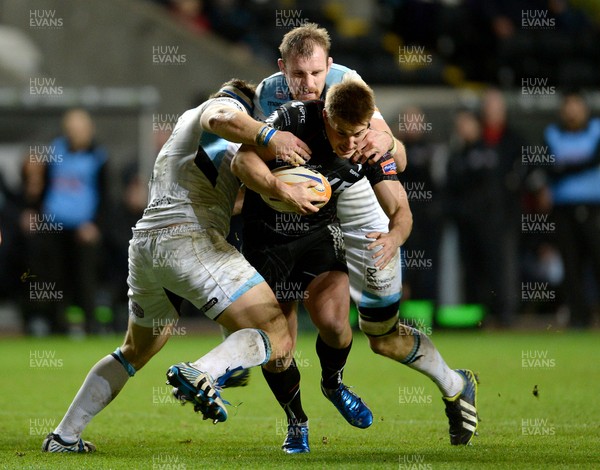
[1,328,599,469]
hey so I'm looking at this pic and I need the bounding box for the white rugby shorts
[127,224,263,327]
[342,222,402,309]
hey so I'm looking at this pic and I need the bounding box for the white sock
[401,328,463,397]
[192,328,270,380]
[54,355,130,442]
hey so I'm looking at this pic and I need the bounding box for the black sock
[262,359,308,425]
[316,335,352,390]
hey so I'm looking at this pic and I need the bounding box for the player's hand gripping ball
[261,165,331,213]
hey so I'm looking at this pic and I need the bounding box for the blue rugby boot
[321,381,373,429]
[167,362,227,423]
[282,421,310,454]
[216,367,251,389]
[442,369,479,445]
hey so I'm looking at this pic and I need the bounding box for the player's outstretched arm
[231,145,326,215]
[366,180,413,269]
[353,109,407,172]
[199,102,311,163]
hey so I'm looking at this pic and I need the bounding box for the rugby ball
[261,165,331,213]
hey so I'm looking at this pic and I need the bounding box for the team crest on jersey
[130,301,144,318]
[380,157,397,175]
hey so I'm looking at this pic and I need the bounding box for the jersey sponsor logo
[380,157,397,175]
[199,297,218,314]
[289,101,307,124]
[365,267,395,291]
[146,195,172,210]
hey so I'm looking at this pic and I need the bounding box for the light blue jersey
[545,118,600,204]
[253,63,358,121]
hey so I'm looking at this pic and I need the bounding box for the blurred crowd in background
[151,0,600,87]
[0,0,599,335]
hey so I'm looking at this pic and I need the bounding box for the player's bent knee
[367,334,396,357]
[263,322,293,360]
[270,330,297,357]
[314,316,349,338]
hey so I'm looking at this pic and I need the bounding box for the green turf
[1,329,599,469]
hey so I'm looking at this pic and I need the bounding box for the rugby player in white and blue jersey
[42,80,316,454]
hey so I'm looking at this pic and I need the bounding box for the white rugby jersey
[135,97,243,236]
[254,65,389,230]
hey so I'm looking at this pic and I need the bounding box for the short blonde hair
[279,23,331,62]
[325,77,375,126]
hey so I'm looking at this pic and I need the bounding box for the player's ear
[326,57,333,71]
[277,58,285,74]
[322,109,330,129]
